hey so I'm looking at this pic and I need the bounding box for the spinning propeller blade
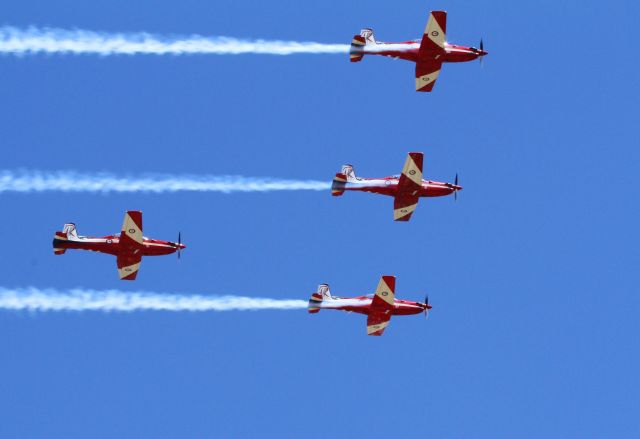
[424,294,430,320]
[454,173,459,201]
[177,232,182,260]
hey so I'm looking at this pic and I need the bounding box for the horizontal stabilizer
[350,35,365,62]
[332,173,347,196]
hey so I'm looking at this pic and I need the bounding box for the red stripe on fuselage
[342,179,459,198]
[325,298,425,316]
[363,43,482,64]
[52,236,179,256]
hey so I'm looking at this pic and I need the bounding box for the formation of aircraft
[48,9,486,334]
[308,276,431,336]
[350,10,488,91]
[52,210,185,280]
[332,152,462,221]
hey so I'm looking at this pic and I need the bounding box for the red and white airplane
[308,276,431,336]
[332,152,462,221]
[52,210,185,280]
[350,10,488,92]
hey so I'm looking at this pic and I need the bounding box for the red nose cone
[179,244,186,250]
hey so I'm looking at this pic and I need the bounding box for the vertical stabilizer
[63,223,78,239]
[332,164,359,196]
[52,223,78,254]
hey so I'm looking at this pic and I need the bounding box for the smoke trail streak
[0,26,349,56]
[0,170,330,194]
[0,287,307,312]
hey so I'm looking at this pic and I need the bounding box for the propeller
[454,173,459,201]
[177,232,182,260]
[424,294,430,320]
[479,38,485,66]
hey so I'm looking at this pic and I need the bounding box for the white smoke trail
[0,170,330,194]
[0,287,307,312]
[0,26,349,56]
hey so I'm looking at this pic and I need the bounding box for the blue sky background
[1,0,639,437]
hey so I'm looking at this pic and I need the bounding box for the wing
[394,194,420,222]
[120,210,143,250]
[416,11,446,92]
[415,58,443,92]
[398,152,423,191]
[420,11,447,52]
[117,252,142,281]
[366,276,396,336]
[394,153,424,221]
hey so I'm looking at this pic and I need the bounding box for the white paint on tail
[62,223,78,239]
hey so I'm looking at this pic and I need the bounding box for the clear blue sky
[1,0,639,437]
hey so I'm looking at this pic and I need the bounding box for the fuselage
[52,234,184,257]
[341,176,461,198]
[362,40,486,63]
[319,295,430,316]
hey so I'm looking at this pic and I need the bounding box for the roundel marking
[431,31,439,37]
[385,180,392,186]
[128,228,136,234]
[381,291,388,296]
[106,239,113,244]
[125,268,132,272]
[423,77,430,82]
[409,170,416,175]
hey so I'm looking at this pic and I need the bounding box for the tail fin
[350,28,376,62]
[308,284,332,313]
[52,223,78,255]
[341,165,358,182]
[332,165,358,196]
[63,223,79,239]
